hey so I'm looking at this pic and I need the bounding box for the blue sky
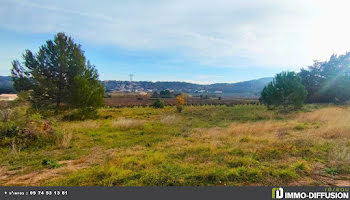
[1,0,350,84]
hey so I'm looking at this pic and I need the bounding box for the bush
[0,111,56,150]
[0,121,33,150]
[63,108,99,121]
[42,159,64,169]
[152,99,165,109]
[78,107,99,120]
[0,108,13,122]
[0,121,21,139]
[10,91,30,107]
[176,93,185,113]
[260,71,307,110]
[176,106,183,113]
[325,167,339,176]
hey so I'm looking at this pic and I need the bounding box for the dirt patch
[334,176,350,186]
[290,163,350,186]
[1,160,89,186]
[334,180,350,186]
[0,148,116,186]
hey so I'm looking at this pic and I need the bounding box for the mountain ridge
[0,76,273,97]
[103,77,273,97]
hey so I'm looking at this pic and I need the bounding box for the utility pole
[129,74,134,93]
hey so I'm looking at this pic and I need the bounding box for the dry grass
[228,121,291,136]
[0,108,12,122]
[296,107,350,139]
[60,130,72,149]
[160,114,178,124]
[1,147,116,186]
[328,145,350,167]
[157,106,350,182]
[111,118,144,130]
[297,107,350,123]
[4,105,350,186]
[64,120,102,130]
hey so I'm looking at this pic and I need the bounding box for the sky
[1,0,350,84]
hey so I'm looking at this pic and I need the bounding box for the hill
[104,77,273,97]
[0,76,273,97]
[0,76,15,94]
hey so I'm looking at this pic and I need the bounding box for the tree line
[260,52,350,109]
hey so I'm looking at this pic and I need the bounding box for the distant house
[138,92,148,95]
[0,94,18,101]
[214,91,223,94]
[195,90,206,93]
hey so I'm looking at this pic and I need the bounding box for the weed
[239,136,250,143]
[152,99,165,109]
[41,159,64,169]
[325,167,339,176]
[60,130,72,149]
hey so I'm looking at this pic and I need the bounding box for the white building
[0,94,18,101]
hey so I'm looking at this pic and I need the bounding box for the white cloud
[1,0,350,70]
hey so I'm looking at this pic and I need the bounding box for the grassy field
[1,104,350,186]
[105,94,258,107]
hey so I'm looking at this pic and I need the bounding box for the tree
[69,62,105,110]
[11,33,105,112]
[160,90,173,98]
[260,72,307,110]
[176,93,185,113]
[152,99,165,108]
[259,82,277,110]
[299,52,350,103]
[151,91,159,98]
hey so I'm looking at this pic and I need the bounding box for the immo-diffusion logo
[272,188,284,199]
[272,187,349,199]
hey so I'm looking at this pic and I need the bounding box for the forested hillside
[1,75,272,97]
[104,77,273,97]
[0,76,15,94]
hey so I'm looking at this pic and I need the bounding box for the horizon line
[1,74,273,85]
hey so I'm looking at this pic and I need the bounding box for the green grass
[1,104,349,186]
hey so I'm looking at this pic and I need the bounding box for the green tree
[299,52,350,103]
[259,82,277,110]
[69,62,105,110]
[260,72,307,110]
[152,99,165,108]
[160,90,173,98]
[11,33,105,112]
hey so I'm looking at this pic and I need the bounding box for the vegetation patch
[111,118,144,130]
[41,159,65,169]
[1,104,349,186]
